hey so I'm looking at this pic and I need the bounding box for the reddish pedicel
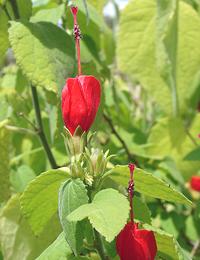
[190,176,200,192]
[62,75,101,135]
[116,163,157,260]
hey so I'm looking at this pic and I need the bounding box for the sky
[104,0,129,16]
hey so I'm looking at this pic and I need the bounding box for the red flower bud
[116,222,157,260]
[61,75,101,135]
[190,176,200,192]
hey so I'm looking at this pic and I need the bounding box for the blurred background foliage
[0,0,200,259]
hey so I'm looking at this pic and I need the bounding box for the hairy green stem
[31,85,58,169]
[93,229,108,260]
[88,188,108,260]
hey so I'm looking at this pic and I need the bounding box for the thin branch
[94,229,109,260]
[31,85,58,169]
[5,125,36,135]
[88,188,109,260]
[185,128,199,147]
[103,113,139,165]
[18,112,37,130]
[191,240,200,258]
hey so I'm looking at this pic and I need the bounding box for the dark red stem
[128,163,135,223]
[71,6,82,76]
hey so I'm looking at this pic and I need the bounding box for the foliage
[0,0,200,259]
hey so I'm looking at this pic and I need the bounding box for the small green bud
[63,126,86,162]
[84,148,112,177]
[70,161,84,179]
[85,173,94,186]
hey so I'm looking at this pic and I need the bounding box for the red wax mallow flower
[190,176,200,192]
[116,222,157,260]
[116,164,157,260]
[61,6,101,135]
[62,76,101,135]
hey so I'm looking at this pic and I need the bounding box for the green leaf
[67,0,113,63]
[0,195,61,260]
[156,0,178,83]
[143,224,184,260]
[16,0,32,19]
[159,158,184,184]
[5,0,32,20]
[20,167,70,235]
[0,121,10,202]
[0,8,9,65]
[156,0,178,82]
[31,4,64,24]
[58,179,88,255]
[184,147,200,161]
[70,0,108,39]
[10,165,36,192]
[117,0,200,113]
[36,232,71,260]
[9,21,75,93]
[36,232,90,260]
[146,117,186,160]
[68,256,90,260]
[107,165,192,206]
[146,116,200,179]
[160,212,183,239]
[185,216,200,241]
[68,188,129,242]
[156,0,179,115]
[133,196,151,224]
[87,0,107,13]
[0,96,9,121]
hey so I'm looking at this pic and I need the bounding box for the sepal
[62,126,87,162]
[84,148,112,178]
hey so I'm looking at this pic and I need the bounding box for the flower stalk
[71,6,82,76]
[128,163,135,223]
[116,163,157,260]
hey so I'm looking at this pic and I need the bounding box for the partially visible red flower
[116,222,157,260]
[116,163,157,260]
[190,176,200,192]
[197,102,200,112]
[62,75,101,135]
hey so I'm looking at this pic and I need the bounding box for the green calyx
[84,148,112,178]
[63,126,113,186]
[62,126,87,163]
